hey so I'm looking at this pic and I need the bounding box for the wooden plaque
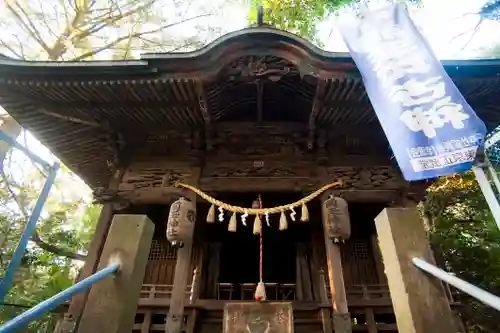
[223,302,293,333]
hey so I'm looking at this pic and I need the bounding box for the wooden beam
[195,81,213,150]
[137,298,394,309]
[77,214,155,333]
[374,208,459,333]
[308,79,328,150]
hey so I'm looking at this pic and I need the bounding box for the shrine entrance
[202,192,313,301]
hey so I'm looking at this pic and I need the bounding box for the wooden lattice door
[144,239,178,285]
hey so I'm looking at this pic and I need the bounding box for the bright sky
[320,0,500,59]
[172,0,500,59]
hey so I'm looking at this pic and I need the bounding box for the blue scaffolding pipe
[0,263,120,333]
[0,165,59,301]
[0,129,60,301]
[0,130,51,171]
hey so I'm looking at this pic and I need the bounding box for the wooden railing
[335,284,391,300]
[140,284,192,300]
[216,282,296,301]
[139,282,391,302]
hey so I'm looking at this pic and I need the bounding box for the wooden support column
[321,192,351,333]
[57,169,123,332]
[296,243,314,300]
[77,214,154,333]
[370,234,387,284]
[374,208,458,333]
[201,242,221,299]
[165,168,201,333]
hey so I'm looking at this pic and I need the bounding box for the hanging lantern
[321,195,351,242]
[166,197,196,248]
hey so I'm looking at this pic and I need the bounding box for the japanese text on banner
[340,4,486,180]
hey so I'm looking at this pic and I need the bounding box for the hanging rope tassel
[255,194,266,301]
[279,211,288,230]
[228,212,237,232]
[253,215,261,235]
[289,207,296,221]
[255,281,267,301]
[218,206,225,222]
[301,203,309,222]
[206,204,215,223]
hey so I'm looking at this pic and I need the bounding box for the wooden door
[144,239,177,285]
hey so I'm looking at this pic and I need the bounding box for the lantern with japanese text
[166,197,196,248]
[321,195,351,242]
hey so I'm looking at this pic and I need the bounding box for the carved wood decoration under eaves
[327,166,405,190]
[113,164,193,203]
[220,56,296,83]
[211,124,309,159]
[106,160,409,205]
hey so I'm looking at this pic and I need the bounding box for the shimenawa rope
[175,180,343,215]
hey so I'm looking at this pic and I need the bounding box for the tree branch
[31,233,87,261]
[76,0,157,39]
[0,166,86,261]
[0,39,22,59]
[5,1,52,56]
[69,13,212,61]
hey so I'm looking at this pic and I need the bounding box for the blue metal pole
[0,263,120,333]
[0,164,59,301]
[0,130,51,171]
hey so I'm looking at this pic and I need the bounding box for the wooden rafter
[256,82,264,122]
[195,81,213,150]
[38,99,198,109]
[307,79,328,150]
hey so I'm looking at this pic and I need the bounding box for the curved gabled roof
[1,26,499,78]
[0,26,499,189]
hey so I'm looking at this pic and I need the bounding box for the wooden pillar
[296,243,314,300]
[295,245,304,301]
[165,168,200,333]
[370,234,387,284]
[374,208,458,333]
[77,214,154,333]
[321,193,351,333]
[56,169,123,332]
[311,225,328,303]
[201,242,221,299]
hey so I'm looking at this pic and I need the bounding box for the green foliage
[424,172,500,333]
[247,0,421,43]
[248,0,354,42]
[0,146,100,330]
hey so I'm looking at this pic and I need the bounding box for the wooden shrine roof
[0,26,500,189]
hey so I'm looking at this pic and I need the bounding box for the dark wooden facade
[0,26,497,333]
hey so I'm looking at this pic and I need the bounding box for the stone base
[333,312,352,333]
[223,302,293,333]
